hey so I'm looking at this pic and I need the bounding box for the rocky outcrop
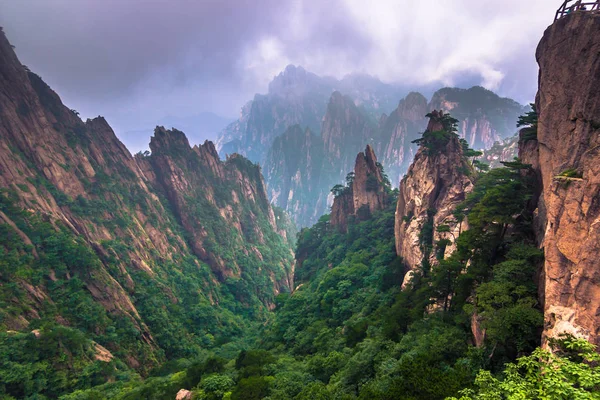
[147,128,293,288]
[395,111,474,275]
[521,12,600,345]
[330,190,355,233]
[216,65,406,164]
[217,65,334,163]
[352,145,388,214]
[219,63,526,229]
[429,86,526,150]
[263,90,383,228]
[331,145,388,231]
[175,389,193,400]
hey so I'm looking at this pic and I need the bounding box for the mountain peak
[396,92,428,122]
[149,126,191,155]
[329,90,345,103]
[268,64,312,96]
[283,64,305,74]
[331,145,389,232]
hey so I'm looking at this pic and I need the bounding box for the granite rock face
[395,111,473,276]
[264,125,330,228]
[216,65,404,165]
[331,145,389,232]
[322,91,375,176]
[352,145,388,215]
[520,12,600,345]
[222,64,525,228]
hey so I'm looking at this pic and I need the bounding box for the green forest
[1,110,599,400]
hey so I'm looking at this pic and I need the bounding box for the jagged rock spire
[331,145,388,232]
[394,111,474,283]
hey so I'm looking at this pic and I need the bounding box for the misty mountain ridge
[121,111,234,153]
[216,63,527,227]
[217,64,526,168]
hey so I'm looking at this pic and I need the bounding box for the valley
[0,5,599,400]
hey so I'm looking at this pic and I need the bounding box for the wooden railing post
[555,0,600,20]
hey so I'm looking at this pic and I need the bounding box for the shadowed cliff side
[520,12,600,345]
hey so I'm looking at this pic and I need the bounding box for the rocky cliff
[216,66,405,164]
[217,66,332,163]
[520,12,600,345]
[219,65,525,230]
[263,91,382,228]
[0,28,294,373]
[395,111,474,279]
[331,145,389,232]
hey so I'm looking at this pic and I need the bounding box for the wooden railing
[555,0,600,20]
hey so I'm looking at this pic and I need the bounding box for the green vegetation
[70,150,553,400]
[250,156,541,399]
[450,336,600,399]
[2,103,571,399]
[0,325,133,399]
[517,103,538,142]
[557,168,583,179]
[0,131,294,399]
[1,36,573,399]
[412,112,460,155]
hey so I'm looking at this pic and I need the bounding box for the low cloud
[0,0,556,147]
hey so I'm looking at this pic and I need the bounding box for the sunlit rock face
[520,12,600,346]
[395,111,473,273]
[331,145,389,232]
[429,86,527,150]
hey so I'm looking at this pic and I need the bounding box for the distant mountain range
[216,65,527,227]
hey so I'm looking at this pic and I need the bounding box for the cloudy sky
[1,0,558,149]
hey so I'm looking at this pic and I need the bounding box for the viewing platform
[555,0,600,20]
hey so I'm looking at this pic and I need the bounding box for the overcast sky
[0,0,557,148]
